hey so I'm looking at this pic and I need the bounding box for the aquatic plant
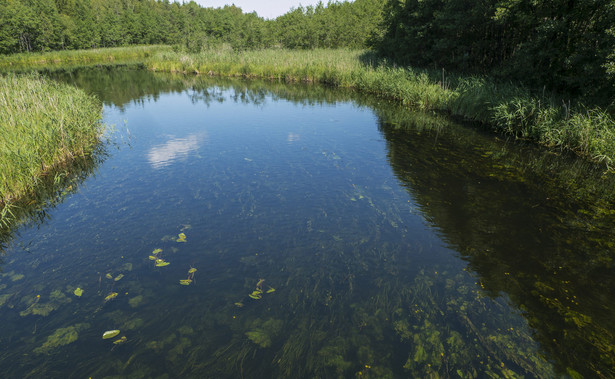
[34,323,89,354]
[0,73,103,214]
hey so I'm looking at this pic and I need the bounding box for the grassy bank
[147,48,615,168]
[0,45,167,72]
[0,73,103,214]
[2,46,614,168]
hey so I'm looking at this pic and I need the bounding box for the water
[1,67,614,378]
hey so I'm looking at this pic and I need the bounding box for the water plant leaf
[104,292,118,302]
[235,302,244,307]
[155,260,170,267]
[102,330,120,339]
[105,273,113,279]
[114,274,124,281]
[179,279,192,285]
[256,278,265,288]
[188,267,197,274]
[152,248,163,255]
[266,287,276,293]
[176,233,187,242]
[148,256,157,260]
[249,293,262,300]
[113,336,127,345]
[73,288,83,297]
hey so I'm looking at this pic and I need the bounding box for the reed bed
[2,46,614,167]
[147,48,615,167]
[0,73,103,206]
[0,45,168,71]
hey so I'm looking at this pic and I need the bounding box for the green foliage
[375,0,615,105]
[143,48,615,168]
[0,73,103,207]
[0,0,385,55]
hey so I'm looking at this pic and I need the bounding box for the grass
[1,46,614,168]
[0,45,168,72]
[0,73,103,208]
[146,48,615,168]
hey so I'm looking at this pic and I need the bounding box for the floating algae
[34,323,89,354]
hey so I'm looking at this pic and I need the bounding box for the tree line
[0,0,385,54]
[373,0,615,104]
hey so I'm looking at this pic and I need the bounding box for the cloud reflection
[147,134,205,169]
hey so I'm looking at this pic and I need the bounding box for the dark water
[1,68,614,378]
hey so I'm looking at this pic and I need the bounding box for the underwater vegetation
[0,71,613,378]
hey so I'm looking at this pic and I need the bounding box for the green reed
[0,45,168,72]
[146,47,615,168]
[0,73,103,206]
[2,46,614,167]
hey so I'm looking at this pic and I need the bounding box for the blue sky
[193,1,323,19]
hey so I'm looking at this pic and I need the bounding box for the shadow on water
[377,109,615,377]
[0,147,108,254]
[1,67,613,377]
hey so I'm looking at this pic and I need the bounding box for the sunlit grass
[2,46,614,168]
[0,73,103,205]
[0,45,168,71]
[146,47,615,167]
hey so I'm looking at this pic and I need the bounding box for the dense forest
[375,0,615,104]
[0,0,385,53]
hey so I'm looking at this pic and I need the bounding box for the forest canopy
[0,0,385,53]
[374,0,615,104]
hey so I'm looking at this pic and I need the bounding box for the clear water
[1,68,614,378]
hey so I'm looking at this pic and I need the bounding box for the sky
[193,1,324,19]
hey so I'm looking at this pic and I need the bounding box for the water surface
[1,68,614,378]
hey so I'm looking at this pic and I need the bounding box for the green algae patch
[34,323,89,354]
[128,295,144,308]
[20,290,71,317]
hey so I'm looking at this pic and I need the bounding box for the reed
[145,47,615,168]
[0,45,168,72]
[0,73,103,206]
[2,46,614,167]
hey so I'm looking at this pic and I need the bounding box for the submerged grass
[147,48,615,168]
[0,73,103,207]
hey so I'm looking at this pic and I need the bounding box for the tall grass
[0,73,103,206]
[0,45,168,72]
[146,48,615,167]
[2,46,614,167]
